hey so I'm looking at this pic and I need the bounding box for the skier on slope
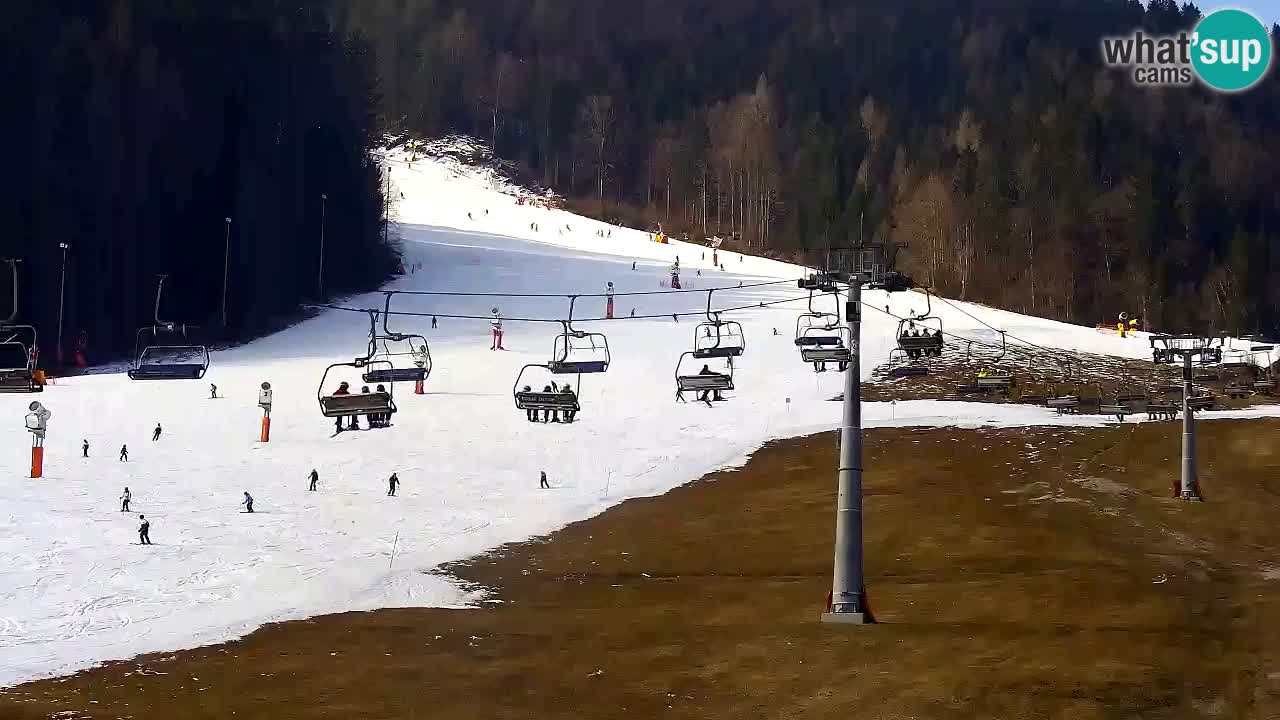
[308,469,319,492]
[490,308,505,350]
[241,491,254,513]
[138,515,152,545]
[387,473,400,497]
[152,423,162,441]
[119,445,129,462]
[82,439,89,458]
[540,470,550,489]
[120,487,132,512]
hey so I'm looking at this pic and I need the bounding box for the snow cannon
[25,400,51,478]
[258,382,273,442]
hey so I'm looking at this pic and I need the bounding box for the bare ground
[4,418,1280,719]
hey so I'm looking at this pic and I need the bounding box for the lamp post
[318,194,327,299]
[221,218,231,328]
[56,243,69,365]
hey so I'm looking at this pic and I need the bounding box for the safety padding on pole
[260,415,271,443]
[415,378,425,395]
[31,445,43,479]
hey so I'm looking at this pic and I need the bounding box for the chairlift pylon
[128,275,210,380]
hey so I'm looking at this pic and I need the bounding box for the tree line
[1,1,396,365]
[339,0,1280,335]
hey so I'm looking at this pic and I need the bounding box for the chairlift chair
[362,295,432,384]
[896,288,945,359]
[799,325,852,371]
[128,275,210,380]
[513,364,581,422]
[547,297,610,374]
[0,260,43,393]
[692,292,745,359]
[887,348,928,378]
[316,311,396,421]
[675,351,734,402]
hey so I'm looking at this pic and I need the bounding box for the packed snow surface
[1,143,1272,686]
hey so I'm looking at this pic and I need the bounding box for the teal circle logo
[1191,9,1272,92]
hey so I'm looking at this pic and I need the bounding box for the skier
[431,316,438,329]
[772,328,779,336]
[308,469,319,492]
[241,492,254,513]
[490,309,505,350]
[630,309,635,318]
[387,472,400,497]
[82,439,89,458]
[631,261,636,271]
[540,470,550,489]
[210,384,218,399]
[605,282,615,319]
[119,445,129,462]
[152,423,162,441]
[332,381,352,433]
[138,515,151,545]
[120,487,132,512]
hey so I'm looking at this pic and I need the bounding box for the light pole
[318,193,327,298]
[56,243,68,365]
[221,218,231,328]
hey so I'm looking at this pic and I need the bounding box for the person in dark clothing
[332,381,352,432]
[431,316,438,329]
[387,473,400,496]
[542,385,559,423]
[374,384,389,427]
[358,386,372,430]
[210,384,218,399]
[540,471,550,489]
[152,424,162,441]
[120,487,131,512]
[119,445,129,462]
[82,439,89,458]
[697,364,725,406]
[308,469,319,492]
[138,515,151,545]
[631,261,636,270]
[559,385,578,422]
[522,385,538,422]
[241,492,254,513]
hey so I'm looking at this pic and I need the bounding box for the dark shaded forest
[1,1,396,365]
[338,0,1280,335]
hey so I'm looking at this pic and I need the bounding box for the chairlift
[0,259,41,393]
[794,287,843,347]
[972,330,1015,392]
[896,288,945,359]
[363,293,432,384]
[675,351,734,402]
[692,290,745,359]
[1249,345,1275,394]
[128,275,210,380]
[548,296,610,374]
[317,311,396,421]
[887,348,927,378]
[513,364,581,422]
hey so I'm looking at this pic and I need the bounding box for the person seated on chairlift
[522,385,538,422]
[542,384,559,423]
[697,364,725,405]
[333,381,352,433]
[372,384,389,427]
[559,384,578,422]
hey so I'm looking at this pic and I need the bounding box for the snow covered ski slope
[0,143,1213,685]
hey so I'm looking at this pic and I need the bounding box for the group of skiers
[79,422,165,462]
